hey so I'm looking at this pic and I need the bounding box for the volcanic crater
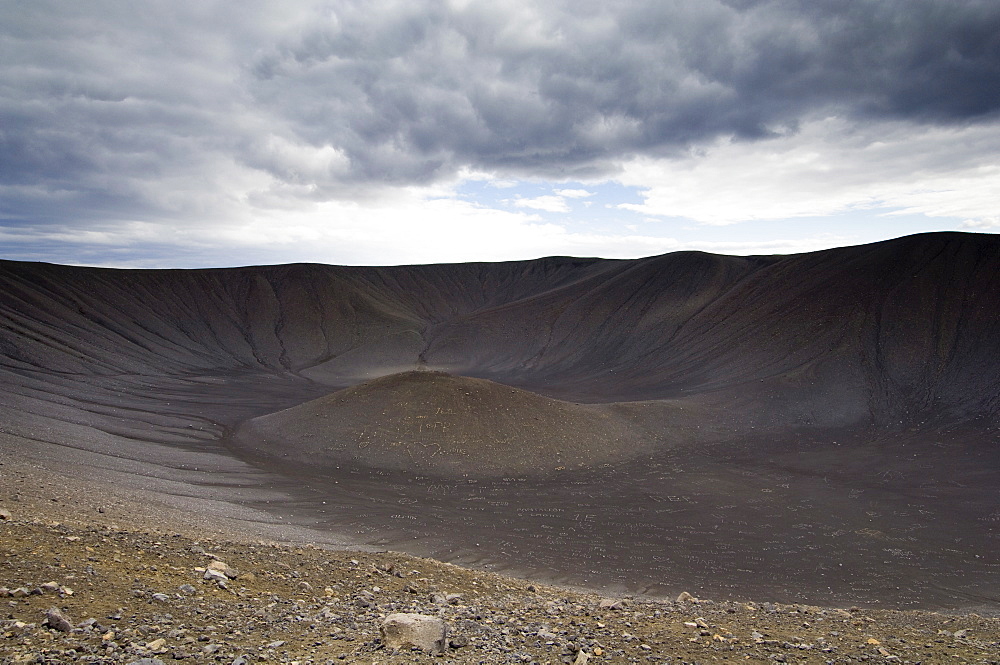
[1,231,998,611]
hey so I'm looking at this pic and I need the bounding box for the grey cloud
[726,1,1000,122]
[246,0,1000,182]
[1,0,999,230]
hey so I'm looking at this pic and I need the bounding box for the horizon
[0,228,988,271]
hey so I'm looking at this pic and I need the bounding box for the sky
[1,0,999,268]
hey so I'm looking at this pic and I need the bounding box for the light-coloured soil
[2,457,999,665]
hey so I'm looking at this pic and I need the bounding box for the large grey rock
[43,607,73,632]
[380,613,448,652]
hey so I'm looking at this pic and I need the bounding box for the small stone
[573,651,591,665]
[677,591,698,603]
[40,581,60,593]
[146,637,167,650]
[599,598,626,610]
[266,640,285,648]
[0,507,11,520]
[127,660,166,665]
[206,560,239,579]
[151,593,170,602]
[449,635,469,649]
[203,568,228,583]
[43,607,74,632]
[178,584,196,595]
[380,613,448,652]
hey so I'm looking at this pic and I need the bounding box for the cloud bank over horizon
[2,1,999,267]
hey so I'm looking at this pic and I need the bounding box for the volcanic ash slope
[228,370,650,476]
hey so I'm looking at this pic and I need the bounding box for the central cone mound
[229,370,646,476]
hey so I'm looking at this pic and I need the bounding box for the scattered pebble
[0,518,996,664]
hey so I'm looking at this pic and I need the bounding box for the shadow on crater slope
[1,231,998,610]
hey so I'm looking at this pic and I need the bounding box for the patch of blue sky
[456,178,639,211]
[454,177,652,229]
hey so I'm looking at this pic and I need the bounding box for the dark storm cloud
[1,0,998,227]
[243,0,1000,180]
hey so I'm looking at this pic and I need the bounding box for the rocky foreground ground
[1,459,999,664]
